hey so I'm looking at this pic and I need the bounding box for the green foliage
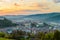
[0,18,17,28]
[53,30,60,40]
[0,30,60,40]
[44,32,54,40]
[35,32,44,40]
[0,38,13,40]
[31,22,37,27]
[0,32,5,37]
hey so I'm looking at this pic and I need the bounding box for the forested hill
[0,17,17,28]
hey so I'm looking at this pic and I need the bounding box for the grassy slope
[0,38,13,40]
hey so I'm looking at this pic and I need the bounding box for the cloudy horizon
[0,0,60,15]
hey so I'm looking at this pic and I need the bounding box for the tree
[0,17,17,28]
[0,32,5,37]
[53,30,60,40]
[35,32,45,40]
[44,32,54,40]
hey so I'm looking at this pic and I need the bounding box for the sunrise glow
[0,0,60,15]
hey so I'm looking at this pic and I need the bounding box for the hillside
[4,12,60,23]
[45,14,60,22]
[0,17,17,28]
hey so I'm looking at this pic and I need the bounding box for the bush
[0,32,5,37]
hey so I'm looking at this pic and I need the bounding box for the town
[0,19,60,34]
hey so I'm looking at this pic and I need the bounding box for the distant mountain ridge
[2,12,60,23]
[45,14,60,22]
[23,12,60,20]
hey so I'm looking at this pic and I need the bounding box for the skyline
[0,0,60,15]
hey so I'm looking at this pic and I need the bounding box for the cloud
[20,10,40,12]
[54,0,60,3]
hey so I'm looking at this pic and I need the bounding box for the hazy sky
[0,0,60,15]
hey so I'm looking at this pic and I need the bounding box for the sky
[0,0,60,15]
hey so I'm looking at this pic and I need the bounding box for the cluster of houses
[0,18,59,34]
[14,21,59,33]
